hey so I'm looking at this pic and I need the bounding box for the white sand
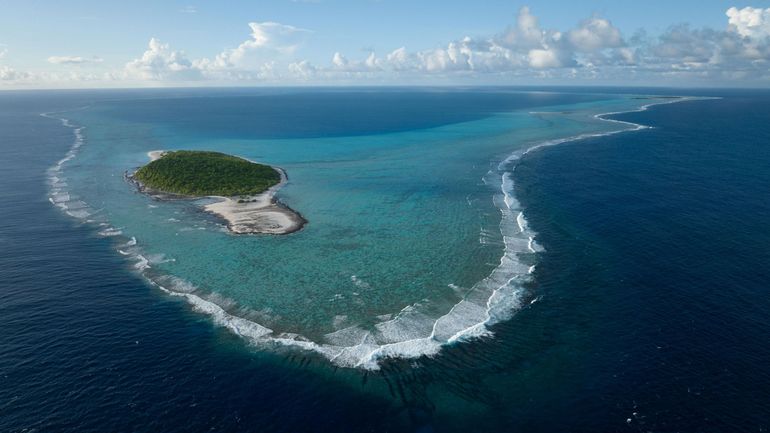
[148,150,167,161]
[144,151,304,235]
[203,167,305,235]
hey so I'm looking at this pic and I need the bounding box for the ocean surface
[1,87,769,432]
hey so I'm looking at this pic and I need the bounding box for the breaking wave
[43,97,702,369]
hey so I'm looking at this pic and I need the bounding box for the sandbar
[133,150,305,235]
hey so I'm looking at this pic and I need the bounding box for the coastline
[132,150,306,235]
[46,94,706,370]
[147,150,166,161]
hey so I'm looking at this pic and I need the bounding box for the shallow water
[3,88,769,432]
[47,89,663,368]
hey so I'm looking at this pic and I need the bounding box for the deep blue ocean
[1,87,769,432]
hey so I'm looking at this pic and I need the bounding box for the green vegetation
[134,150,281,196]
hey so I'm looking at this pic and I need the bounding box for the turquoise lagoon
[48,90,672,369]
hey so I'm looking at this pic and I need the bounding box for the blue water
[1,88,769,431]
[44,88,657,368]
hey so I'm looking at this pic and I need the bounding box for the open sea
[1,87,769,432]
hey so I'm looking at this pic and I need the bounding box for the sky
[1,0,770,88]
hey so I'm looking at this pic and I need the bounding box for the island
[130,150,305,235]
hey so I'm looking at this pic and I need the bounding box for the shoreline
[48,94,707,370]
[131,150,306,235]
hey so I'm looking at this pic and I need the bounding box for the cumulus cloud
[288,60,317,79]
[331,8,554,76]
[0,65,28,81]
[6,5,770,87]
[330,51,381,71]
[499,6,546,50]
[528,49,563,68]
[124,38,203,81]
[726,6,770,39]
[1,48,32,83]
[382,47,406,69]
[639,7,770,81]
[320,5,770,82]
[48,56,104,65]
[196,22,311,71]
[120,22,311,82]
[326,7,623,75]
[567,17,624,52]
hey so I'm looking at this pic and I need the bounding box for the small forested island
[130,150,305,235]
[134,150,281,196]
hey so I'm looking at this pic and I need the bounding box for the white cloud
[124,38,203,81]
[616,47,637,64]
[726,6,770,39]
[1,47,32,83]
[320,5,769,82]
[196,22,311,71]
[641,7,770,81]
[649,25,718,64]
[0,65,28,81]
[244,21,309,52]
[499,6,546,49]
[528,49,563,68]
[6,5,770,87]
[48,56,104,65]
[328,7,618,74]
[386,47,417,71]
[567,17,624,52]
[121,22,312,83]
[180,5,197,14]
[419,40,474,72]
[297,51,381,79]
[331,52,348,68]
[288,60,317,79]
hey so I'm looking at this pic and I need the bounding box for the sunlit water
[46,89,670,368]
[4,88,770,432]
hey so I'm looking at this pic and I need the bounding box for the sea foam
[44,96,706,370]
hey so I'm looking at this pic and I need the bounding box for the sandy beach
[139,150,305,235]
[147,150,166,161]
